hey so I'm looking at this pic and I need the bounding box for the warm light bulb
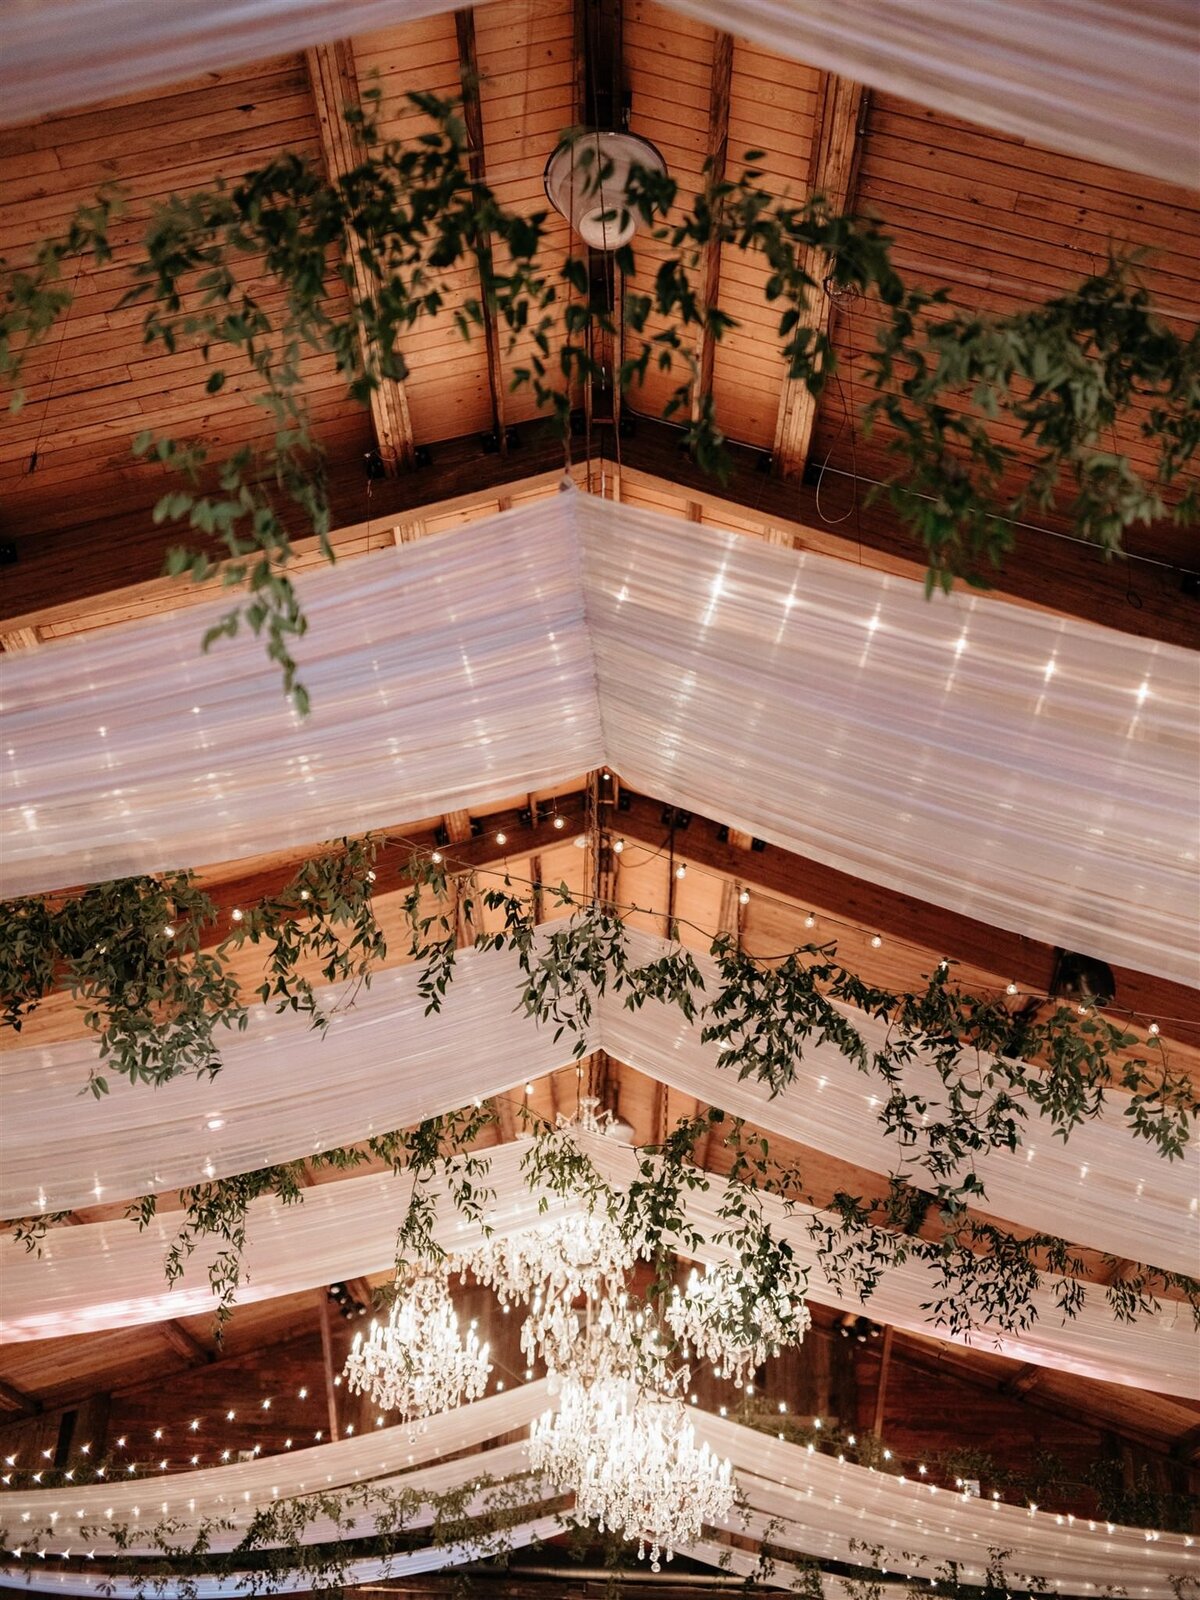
[675,863,687,879]
[1006,981,1018,996]
[739,888,750,905]
[162,925,175,939]
[870,934,882,948]
[553,815,565,830]
[574,834,587,849]
[430,850,443,864]
[230,908,244,923]
[525,1081,533,1095]
[495,831,507,846]
[1149,1021,1160,1036]
[613,838,625,854]
[804,913,816,928]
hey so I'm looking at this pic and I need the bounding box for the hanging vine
[2,94,1195,704]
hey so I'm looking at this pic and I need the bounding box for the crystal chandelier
[531,1372,734,1569]
[343,1267,491,1430]
[665,1261,811,1389]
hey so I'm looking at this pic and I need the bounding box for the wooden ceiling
[0,0,1198,1587]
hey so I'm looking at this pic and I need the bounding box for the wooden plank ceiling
[0,0,1198,1577]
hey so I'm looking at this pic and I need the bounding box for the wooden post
[771,75,867,481]
[316,1292,341,1442]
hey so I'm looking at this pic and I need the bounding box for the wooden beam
[693,33,733,414]
[1000,1362,1042,1398]
[0,1379,40,1417]
[771,74,866,481]
[305,40,415,474]
[316,1291,341,1442]
[871,1324,893,1436]
[456,9,508,456]
[158,1321,214,1367]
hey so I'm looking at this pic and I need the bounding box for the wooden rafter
[771,74,867,482]
[455,9,509,455]
[305,41,416,474]
[692,32,733,413]
[0,1378,40,1417]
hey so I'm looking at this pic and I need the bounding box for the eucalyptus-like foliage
[2,95,1195,703]
[3,848,1196,1338]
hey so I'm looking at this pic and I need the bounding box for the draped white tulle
[3,495,1196,984]
[3,1134,1194,1398]
[3,1384,1195,1598]
[5,930,1194,1273]
[0,0,1195,187]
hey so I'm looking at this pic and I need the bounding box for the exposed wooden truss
[305,40,417,473]
[771,72,866,480]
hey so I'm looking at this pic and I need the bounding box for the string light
[804,913,816,928]
[430,850,443,864]
[1006,981,1019,995]
[675,863,687,879]
[574,834,587,849]
[613,838,625,854]
[495,831,507,846]
[1149,1021,1160,1036]
[870,934,883,948]
[553,815,566,830]
[738,888,750,905]
[230,908,243,923]
[162,925,175,939]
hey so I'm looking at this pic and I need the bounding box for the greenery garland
[3,841,1196,1336]
[2,92,1195,703]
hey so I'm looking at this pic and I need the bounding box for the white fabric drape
[0,0,1195,187]
[4,496,1196,984]
[0,1382,549,1529]
[4,1394,1196,1597]
[0,1520,562,1599]
[706,1420,1199,1597]
[6,929,1194,1274]
[3,1134,1194,1397]
[0,496,601,896]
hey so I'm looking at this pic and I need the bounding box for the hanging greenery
[3,841,1195,1338]
[1,93,1195,703]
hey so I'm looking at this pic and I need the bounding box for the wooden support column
[305,41,416,473]
[872,1324,893,1435]
[456,9,509,455]
[576,0,625,493]
[771,74,866,481]
[316,1291,341,1442]
[692,32,733,415]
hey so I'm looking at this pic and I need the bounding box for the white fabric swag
[4,1382,1196,1598]
[3,495,1196,984]
[0,0,1196,188]
[5,930,1195,1274]
[3,1136,1195,1399]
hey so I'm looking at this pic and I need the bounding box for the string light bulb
[495,831,507,846]
[1148,1021,1160,1036]
[553,815,566,830]
[230,908,243,923]
[870,934,883,948]
[675,863,687,880]
[162,925,175,939]
[804,913,816,928]
[613,838,625,854]
[738,888,750,905]
[430,850,443,864]
[1006,981,1019,996]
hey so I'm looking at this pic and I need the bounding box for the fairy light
[804,913,816,928]
[1148,1021,1160,1036]
[738,888,750,905]
[1006,981,1019,995]
[553,815,566,830]
[870,934,883,948]
[298,1387,308,1399]
[525,1081,534,1095]
[230,908,244,923]
[675,863,687,879]
[430,850,443,864]
[162,925,176,939]
[613,838,625,854]
[495,831,507,846]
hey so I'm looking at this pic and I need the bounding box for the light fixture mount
[544,130,667,250]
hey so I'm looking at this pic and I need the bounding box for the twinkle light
[162,925,176,939]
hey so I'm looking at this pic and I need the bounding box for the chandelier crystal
[343,1267,491,1430]
[531,1372,734,1569]
[666,1261,810,1388]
